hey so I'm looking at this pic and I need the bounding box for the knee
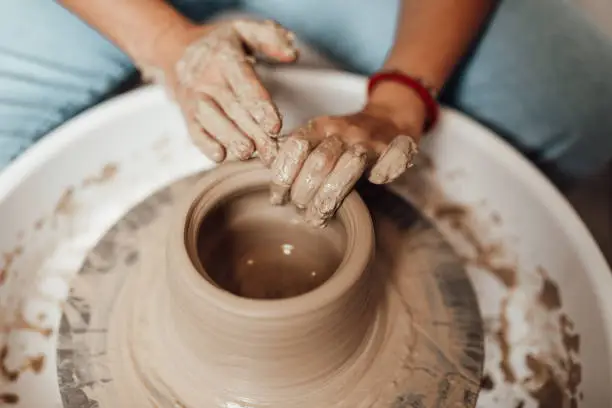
[449,0,612,181]
[0,1,134,166]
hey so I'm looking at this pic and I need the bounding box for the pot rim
[167,160,375,319]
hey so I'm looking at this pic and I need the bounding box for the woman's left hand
[270,96,427,227]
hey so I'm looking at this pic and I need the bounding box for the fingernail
[258,140,278,166]
[368,170,388,185]
[270,184,289,205]
[253,105,281,136]
[230,141,255,160]
[209,148,225,163]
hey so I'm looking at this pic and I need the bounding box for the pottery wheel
[56,172,484,408]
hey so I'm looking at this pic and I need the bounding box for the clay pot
[105,160,482,408]
[162,160,381,405]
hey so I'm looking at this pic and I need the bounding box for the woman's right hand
[144,19,298,165]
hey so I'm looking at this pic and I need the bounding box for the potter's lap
[1,0,612,180]
[0,0,134,166]
[447,0,612,181]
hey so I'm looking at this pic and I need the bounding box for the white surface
[0,67,610,407]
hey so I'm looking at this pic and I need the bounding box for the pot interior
[195,186,347,300]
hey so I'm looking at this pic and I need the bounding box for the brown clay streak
[496,298,515,383]
[0,393,19,404]
[0,247,22,286]
[5,310,53,338]
[54,187,76,216]
[82,163,119,187]
[434,203,516,288]
[0,346,45,382]
[537,267,562,311]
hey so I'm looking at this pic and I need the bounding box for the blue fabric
[1,0,611,182]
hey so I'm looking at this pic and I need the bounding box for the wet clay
[76,164,482,408]
[172,20,297,165]
[269,126,417,227]
[99,161,386,407]
[197,189,345,299]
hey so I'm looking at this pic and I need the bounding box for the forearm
[385,0,494,90]
[368,0,494,135]
[59,0,196,67]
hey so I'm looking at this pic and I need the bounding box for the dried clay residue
[81,163,119,187]
[494,272,582,408]
[391,154,582,407]
[480,374,494,391]
[433,203,516,288]
[53,163,120,219]
[2,309,53,338]
[537,268,562,311]
[0,246,23,286]
[54,187,76,216]
[525,351,582,408]
[0,346,45,382]
[0,393,18,404]
[496,298,515,384]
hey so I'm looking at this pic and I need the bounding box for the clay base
[57,173,484,408]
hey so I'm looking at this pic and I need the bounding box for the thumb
[232,19,298,63]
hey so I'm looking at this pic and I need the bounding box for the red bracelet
[367,70,440,132]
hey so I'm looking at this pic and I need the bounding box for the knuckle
[287,137,311,155]
[307,150,330,170]
[344,125,370,142]
[312,116,342,136]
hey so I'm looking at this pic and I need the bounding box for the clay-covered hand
[270,104,420,227]
[145,19,297,165]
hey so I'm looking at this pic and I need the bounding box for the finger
[187,120,226,163]
[213,89,279,166]
[290,135,344,209]
[269,129,313,205]
[232,19,298,63]
[368,135,418,184]
[224,59,282,135]
[194,97,255,160]
[304,144,368,227]
[176,89,226,162]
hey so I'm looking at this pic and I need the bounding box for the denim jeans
[2,0,612,182]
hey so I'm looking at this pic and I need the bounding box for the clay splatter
[538,268,562,311]
[0,393,19,404]
[55,187,76,216]
[0,346,46,383]
[395,154,583,406]
[82,163,119,187]
[560,315,580,353]
[480,374,494,390]
[0,347,19,382]
[496,299,515,384]
[6,310,53,338]
[431,202,517,288]
[434,203,468,219]
[0,246,23,286]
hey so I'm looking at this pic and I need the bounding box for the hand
[144,19,298,165]
[270,102,423,227]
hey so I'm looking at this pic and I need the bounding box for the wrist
[139,19,207,70]
[367,81,428,138]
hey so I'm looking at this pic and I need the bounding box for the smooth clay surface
[196,188,346,299]
[56,162,484,408]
